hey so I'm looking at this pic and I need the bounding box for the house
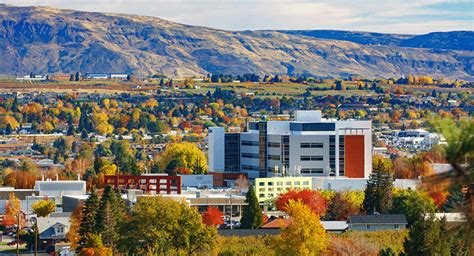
[347,214,407,231]
[261,218,347,233]
[36,216,70,249]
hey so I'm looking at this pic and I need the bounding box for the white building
[208,110,372,180]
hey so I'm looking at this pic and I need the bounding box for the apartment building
[208,110,372,181]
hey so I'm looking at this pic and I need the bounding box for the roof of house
[347,214,408,225]
[218,229,280,237]
[261,219,348,231]
[261,218,291,229]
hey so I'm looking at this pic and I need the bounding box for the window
[243,165,259,171]
[277,182,283,186]
[394,224,400,230]
[366,225,371,230]
[268,182,274,186]
[259,194,265,198]
[259,182,265,186]
[300,156,323,161]
[268,155,281,160]
[259,188,265,192]
[286,181,291,186]
[294,181,300,185]
[300,142,324,148]
[268,142,280,148]
[303,181,309,185]
[241,140,259,146]
[242,153,259,159]
[301,168,324,174]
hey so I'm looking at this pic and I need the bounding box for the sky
[3,0,473,34]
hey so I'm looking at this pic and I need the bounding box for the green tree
[118,196,216,255]
[443,184,464,212]
[95,185,124,252]
[391,189,436,226]
[363,158,393,214]
[240,185,263,229]
[77,190,99,253]
[335,80,345,91]
[403,215,451,256]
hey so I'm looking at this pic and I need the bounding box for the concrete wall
[179,175,213,188]
[208,127,225,172]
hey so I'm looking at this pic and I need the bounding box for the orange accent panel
[344,135,365,178]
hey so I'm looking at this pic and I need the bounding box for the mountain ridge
[0,5,473,80]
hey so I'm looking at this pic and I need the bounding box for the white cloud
[3,0,472,33]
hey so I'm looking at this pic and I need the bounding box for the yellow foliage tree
[274,200,328,256]
[158,142,207,174]
[0,115,19,129]
[32,199,56,217]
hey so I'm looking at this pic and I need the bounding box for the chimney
[77,173,80,181]
[56,174,59,181]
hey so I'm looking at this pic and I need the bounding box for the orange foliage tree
[2,193,20,226]
[276,189,328,216]
[202,207,224,227]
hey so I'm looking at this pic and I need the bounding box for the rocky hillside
[0,4,473,80]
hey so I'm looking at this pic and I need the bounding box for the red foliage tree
[202,207,224,227]
[276,189,328,216]
[2,203,16,226]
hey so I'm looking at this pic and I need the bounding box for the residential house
[347,214,407,231]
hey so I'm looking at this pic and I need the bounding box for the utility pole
[229,192,233,230]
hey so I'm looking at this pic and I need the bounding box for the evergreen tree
[11,96,18,112]
[30,71,34,78]
[5,123,13,135]
[93,153,101,175]
[404,215,451,256]
[363,159,393,214]
[169,79,173,87]
[67,124,75,136]
[95,185,121,251]
[442,184,464,212]
[77,190,99,252]
[159,78,164,87]
[75,72,80,81]
[69,74,74,81]
[81,129,89,140]
[240,185,263,229]
[335,80,344,91]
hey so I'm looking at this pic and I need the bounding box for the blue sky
[4,0,473,34]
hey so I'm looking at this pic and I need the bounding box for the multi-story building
[208,110,372,182]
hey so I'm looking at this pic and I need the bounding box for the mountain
[0,4,473,80]
[278,30,474,51]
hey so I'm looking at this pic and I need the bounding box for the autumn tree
[118,196,216,255]
[202,207,224,227]
[323,193,359,221]
[240,185,264,229]
[276,189,327,216]
[2,193,20,226]
[274,200,328,255]
[157,142,207,174]
[31,199,56,217]
[391,189,436,226]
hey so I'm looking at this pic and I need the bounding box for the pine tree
[81,129,88,140]
[95,185,119,251]
[93,153,101,175]
[240,185,263,229]
[67,124,75,136]
[77,190,99,252]
[404,215,451,255]
[69,74,74,81]
[363,159,393,214]
[11,96,18,112]
[159,78,164,87]
[335,80,344,91]
[75,72,80,81]
[442,184,464,212]
[5,123,13,135]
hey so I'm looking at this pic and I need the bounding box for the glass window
[286,181,291,186]
[303,181,309,185]
[366,225,371,230]
[294,181,300,186]
[259,182,265,186]
[259,194,265,198]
